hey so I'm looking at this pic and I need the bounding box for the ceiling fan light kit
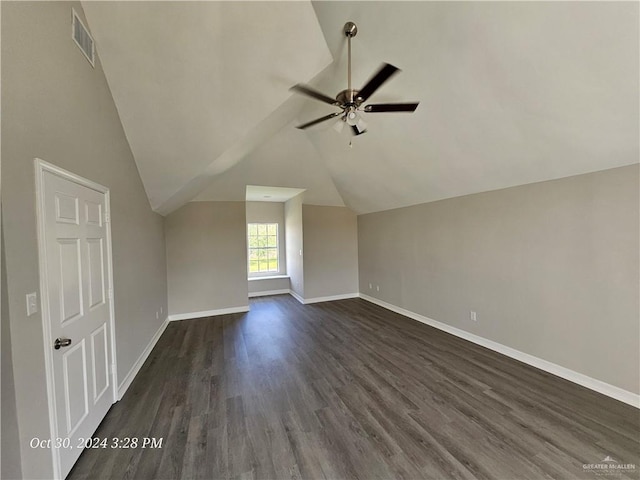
[291,21,420,138]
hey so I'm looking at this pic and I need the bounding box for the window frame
[247,222,280,277]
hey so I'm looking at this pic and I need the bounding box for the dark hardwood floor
[69,295,639,480]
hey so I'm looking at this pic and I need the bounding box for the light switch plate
[26,292,38,316]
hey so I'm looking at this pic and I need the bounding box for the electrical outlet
[470,311,477,322]
[376,285,380,292]
[369,283,372,289]
[156,311,159,319]
[160,306,163,314]
[26,292,38,316]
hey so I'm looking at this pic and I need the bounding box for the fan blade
[363,102,419,113]
[351,124,367,136]
[296,112,342,130]
[356,63,400,102]
[290,84,339,105]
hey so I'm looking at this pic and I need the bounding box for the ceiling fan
[291,21,419,136]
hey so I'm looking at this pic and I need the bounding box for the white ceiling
[81,1,332,211]
[192,116,345,206]
[245,186,307,203]
[83,1,639,216]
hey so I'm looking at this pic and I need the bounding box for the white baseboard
[303,293,360,304]
[168,305,250,321]
[287,291,359,304]
[359,293,640,409]
[289,290,305,304]
[118,317,169,400]
[248,289,290,298]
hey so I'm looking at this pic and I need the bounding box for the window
[248,223,278,274]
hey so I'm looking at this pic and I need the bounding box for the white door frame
[34,158,118,479]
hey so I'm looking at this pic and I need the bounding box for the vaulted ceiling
[82,1,639,215]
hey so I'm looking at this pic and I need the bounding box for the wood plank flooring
[69,295,639,480]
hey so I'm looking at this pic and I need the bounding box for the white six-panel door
[37,161,116,479]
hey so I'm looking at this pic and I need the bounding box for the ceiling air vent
[72,9,95,67]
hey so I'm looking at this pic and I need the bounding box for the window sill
[248,275,289,281]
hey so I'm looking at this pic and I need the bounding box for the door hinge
[107,288,113,300]
[104,211,110,223]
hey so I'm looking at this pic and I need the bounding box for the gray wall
[165,202,248,315]
[1,3,168,477]
[285,195,304,298]
[303,205,359,300]
[358,165,639,394]
[1,228,22,480]
[248,277,290,296]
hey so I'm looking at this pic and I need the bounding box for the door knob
[54,337,72,350]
